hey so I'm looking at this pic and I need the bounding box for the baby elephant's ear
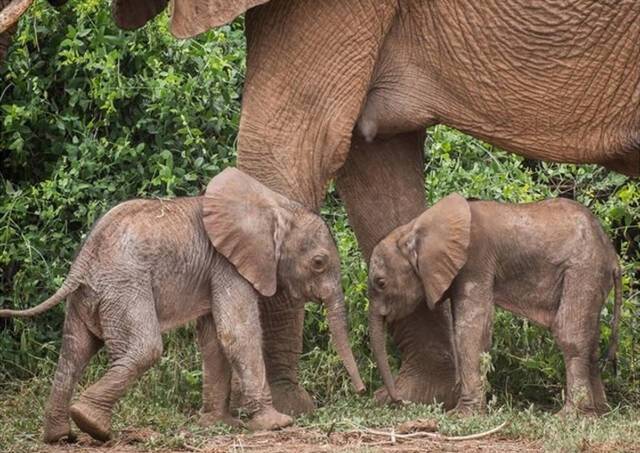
[398,193,471,310]
[202,168,289,297]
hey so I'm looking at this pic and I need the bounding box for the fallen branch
[353,420,508,442]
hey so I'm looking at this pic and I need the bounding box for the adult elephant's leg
[336,131,458,409]
[236,1,399,415]
[0,26,15,62]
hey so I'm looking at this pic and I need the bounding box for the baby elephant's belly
[155,285,212,333]
[494,273,563,328]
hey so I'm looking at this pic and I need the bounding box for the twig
[354,420,508,442]
[231,445,273,450]
[233,436,245,452]
[326,421,336,438]
[365,441,397,447]
[249,430,279,438]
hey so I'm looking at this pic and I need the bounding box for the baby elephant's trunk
[368,309,400,402]
[324,290,366,394]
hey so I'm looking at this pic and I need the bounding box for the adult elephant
[2,0,639,413]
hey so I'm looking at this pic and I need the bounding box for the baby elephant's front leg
[451,282,495,415]
[211,277,293,431]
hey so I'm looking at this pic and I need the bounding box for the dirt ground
[13,422,640,453]
[30,421,640,453]
[33,426,546,453]
[42,429,541,453]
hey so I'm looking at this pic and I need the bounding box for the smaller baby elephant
[368,194,622,415]
[0,168,365,443]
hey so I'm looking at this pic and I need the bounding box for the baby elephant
[368,194,621,415]
[0,168,364,443]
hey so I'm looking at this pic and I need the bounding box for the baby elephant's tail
[602,266,623,373]
[0,280,79,318]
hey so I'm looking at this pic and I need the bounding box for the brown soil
[40,426,542,453]
[35,426,640,453]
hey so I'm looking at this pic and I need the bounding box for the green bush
[1,0,243,392]
[1,0,638,413]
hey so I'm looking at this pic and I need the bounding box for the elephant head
[367,193,471,401]
[201,167,365,394]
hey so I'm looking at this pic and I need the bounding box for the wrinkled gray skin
[368,194,622,415]
[0,168,364,443]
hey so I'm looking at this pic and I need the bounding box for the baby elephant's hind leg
[589,343,609,414]
[553,270,602,415]
[196,315,241,427]
[44,301,101,443]
[70,294,162,441]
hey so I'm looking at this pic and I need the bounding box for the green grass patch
[2,371,640,453]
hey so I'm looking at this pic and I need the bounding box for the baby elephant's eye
[311,254,327,272]
[374,277,386,290]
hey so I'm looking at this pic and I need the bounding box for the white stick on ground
[354,420,509,442]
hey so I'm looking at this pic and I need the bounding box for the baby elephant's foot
[247,407,293,431]
[43,418,76,444]
[69,400,112,442]
[198,411,244,429]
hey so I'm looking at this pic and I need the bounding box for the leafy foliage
[1,1,243,384]
[1,0,638,425]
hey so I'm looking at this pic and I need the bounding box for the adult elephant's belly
[362,0,640,176]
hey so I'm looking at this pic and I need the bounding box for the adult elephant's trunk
[0,0,32,33]
[369,309,400,402]
[324,290,365,394]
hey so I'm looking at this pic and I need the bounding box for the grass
[2,356,640,453]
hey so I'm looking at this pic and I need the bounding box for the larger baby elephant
[368,194,622,415]
[0,168,364,443]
